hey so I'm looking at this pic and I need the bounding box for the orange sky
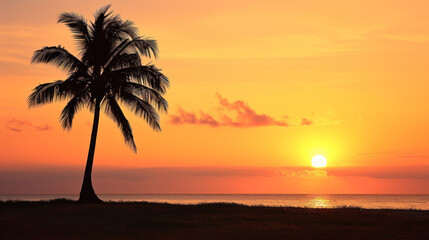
[1,0,429,194]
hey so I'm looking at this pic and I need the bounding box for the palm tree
[28,5,169,202]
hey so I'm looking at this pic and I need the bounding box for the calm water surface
[1,194,428,210]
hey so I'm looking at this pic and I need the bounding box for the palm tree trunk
[79,98,102,202]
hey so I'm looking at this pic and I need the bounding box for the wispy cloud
[352,153,429,160]
[103,166,429,180]
[2,166,429,194]
[327,166,429,180]
[6,118,51,132]
[169,93,338,128]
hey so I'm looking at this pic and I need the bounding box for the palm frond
[103,38,132,69]
[60,94,89,130]
[105,15,139,39]
[31,46,87,72]
[28,80,65,107]
[109,53,142,71]
[134,38,158,58]
[58,12,90,50]
[111,65,169,94]
[103,37,157,71]
[125,82,168,112]
[28,71,91,108]
[103,96,137,152]
[119,89,161,131]
[88,5,114,68]
[94,4,112,20]
[119,20,139,39]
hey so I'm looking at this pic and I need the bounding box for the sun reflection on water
[308,197,330,208]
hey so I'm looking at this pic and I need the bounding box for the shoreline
[2,198,429,211]
[2,200,428,239]
[2,194,428,210]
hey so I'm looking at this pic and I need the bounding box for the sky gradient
[1,0,429,194]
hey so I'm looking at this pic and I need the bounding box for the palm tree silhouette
[28,5,169,202]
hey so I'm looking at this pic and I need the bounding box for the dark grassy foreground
[1,200,429,240]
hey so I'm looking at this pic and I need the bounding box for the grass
[1,200,428,239]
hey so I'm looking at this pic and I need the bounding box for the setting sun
[311,155,327,168]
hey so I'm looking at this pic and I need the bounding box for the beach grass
[1,200,428,239]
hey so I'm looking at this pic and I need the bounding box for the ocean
[1,194,429,210]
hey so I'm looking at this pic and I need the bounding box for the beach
[1,200,428,240]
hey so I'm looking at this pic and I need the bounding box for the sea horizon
[2,194,429,210]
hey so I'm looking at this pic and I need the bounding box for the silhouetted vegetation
[1,201,428,240]
[28,5,169,202]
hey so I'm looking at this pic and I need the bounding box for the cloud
[327,166,429,179]
[106,166,429,181]
[301,118,312,126]
[106,166,429,180]
[352,153,429,161]
[3,166,428,184]
[6,118,52,132]
[276,168,327,177]
[2,166,429,194]
[169,108,220,127]
[169,93,337,128]
[215,93,288,127]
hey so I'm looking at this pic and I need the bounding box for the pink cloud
[301,118,312,126]
[169,93,335,128]
[215,93,288,127]
[169,108,219,127]
[6,118,52,132]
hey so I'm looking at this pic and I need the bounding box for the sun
[311,155,327,168]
